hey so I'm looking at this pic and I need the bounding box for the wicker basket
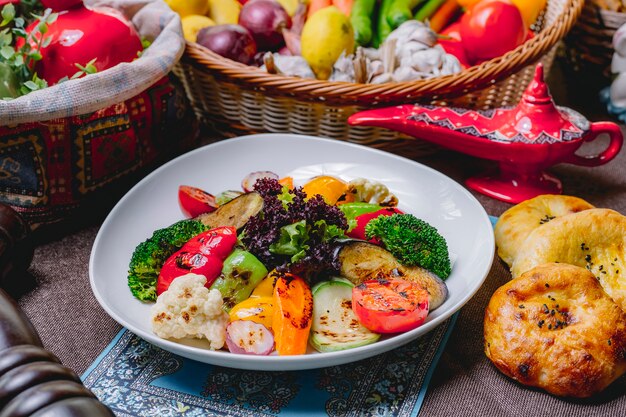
[563,1,626,79]
[174,0,583,153]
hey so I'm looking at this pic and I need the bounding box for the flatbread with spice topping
[510,208,626,312]
[494,195,594,267]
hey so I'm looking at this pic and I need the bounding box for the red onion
[241,171,279,192]
[196,24,257,65]
[226,321,275,355]
[239,0,292,51]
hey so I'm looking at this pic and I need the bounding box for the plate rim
[89,133,495,370]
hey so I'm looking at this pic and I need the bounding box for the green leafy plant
[0,3,58,98]
[0,2,100,99]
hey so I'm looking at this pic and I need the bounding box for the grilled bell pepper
[347,207,404,241]
[156,226,237,295]
[210,249,269,310]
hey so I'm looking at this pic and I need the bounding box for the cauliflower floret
[151,273,229,350]
[348,178,398,207]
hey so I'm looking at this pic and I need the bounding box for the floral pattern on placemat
[82,315,457,417]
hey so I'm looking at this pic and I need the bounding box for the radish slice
[226,320,275,355]
[241,171,279,192]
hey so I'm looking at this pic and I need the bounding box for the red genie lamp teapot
[348,64,624,204]
[17,0,143,85]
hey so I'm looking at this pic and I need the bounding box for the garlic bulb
[261,19,461,83]
[261,53,315,78]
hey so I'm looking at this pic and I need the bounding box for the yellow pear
[165,0,209,17]
[207,0,241,25]
[181,15,215,42]
[301,6,355,80]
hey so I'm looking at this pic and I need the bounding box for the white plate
[89,133,495,371]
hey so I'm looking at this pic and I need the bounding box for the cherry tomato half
[352,278,429,334]
[178,185,218,218]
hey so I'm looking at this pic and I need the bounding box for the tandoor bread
[484,263,626,398]
[510,208,626,312]
[494,195,594,267]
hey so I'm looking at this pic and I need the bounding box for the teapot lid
[501,64,589,144]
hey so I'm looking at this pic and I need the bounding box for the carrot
[278,176,294,189]
[429,0,460,33]
[272,274,313,355]
[414,0,447,21]
[308,0,332,19]
[333,0,354,16]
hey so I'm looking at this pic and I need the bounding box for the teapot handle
[564,122,624,167]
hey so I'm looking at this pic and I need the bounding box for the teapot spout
[348,105,416,136]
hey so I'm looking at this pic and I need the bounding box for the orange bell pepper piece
[272,273,313,355]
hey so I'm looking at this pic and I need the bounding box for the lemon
[207,0,241,25]
[301,6,355,80]
[181,15,215,42]
[165,0,208,18]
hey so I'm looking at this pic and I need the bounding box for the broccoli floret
[128,219,208,301]
[365,214,451,279]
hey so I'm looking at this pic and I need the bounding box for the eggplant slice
[195,192,263,230]
[336,240,449,310]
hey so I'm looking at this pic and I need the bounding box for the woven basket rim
[184,0,583,104]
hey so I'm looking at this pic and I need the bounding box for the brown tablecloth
[17,68,626,416]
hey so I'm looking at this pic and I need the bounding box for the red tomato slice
[178,185,218,218]
[352,278,429,334]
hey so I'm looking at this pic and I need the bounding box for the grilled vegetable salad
[128,171,451,355]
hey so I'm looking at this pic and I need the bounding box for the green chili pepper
[350,0,376,46]
[414,0,447,21]
[387,0,424,29]
[351,0,376,46]
[211,249,269,311]
[374,0,395,48]
[0,62,19,99]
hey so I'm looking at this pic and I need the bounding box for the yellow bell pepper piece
[229,296,274,330]
[301,175,351,205]
[511,0,547,28]
[251,271,279,298]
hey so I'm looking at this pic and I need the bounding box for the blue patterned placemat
[82,315,457,417]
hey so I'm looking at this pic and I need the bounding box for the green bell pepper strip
[210,249,269,311]
[339,202,383,231]
[351,0,376,47]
